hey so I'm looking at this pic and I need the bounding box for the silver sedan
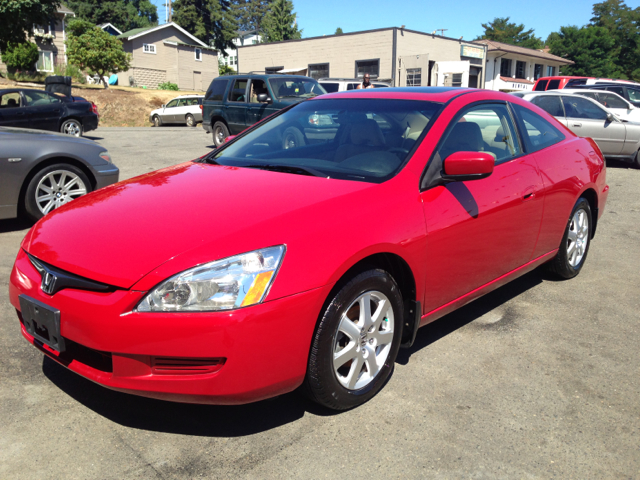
[518,91,640,167]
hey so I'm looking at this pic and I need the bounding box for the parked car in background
[10,88,608,411]
[0,127,119,221]
[561,89,640,122]
[149,95,204,127]
[518,91,640,167]
[0,89,98,137]
[565,83,640,108]
[318,78,391,92]
[532,76,589,91]
[202,74,327,147]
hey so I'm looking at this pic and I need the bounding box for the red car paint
[10,88,608,405]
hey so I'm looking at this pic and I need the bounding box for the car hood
[0,126,98,145]
[24,162,372,289]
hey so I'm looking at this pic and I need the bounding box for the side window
[626,89,640,103]
[530,95,564,117]
[347,83,359,90]
[0,92,21,108]
[206,79,228,101]
[249,79,267,103]
[562,96,607,120]
[321,83,339,93]
[229,79,248,102]
[599,93,627,109]
[166,99,178,108]
[606,86,625,97]
[437,104,521,165]
[512,104,565,153]
[24,91,60,106]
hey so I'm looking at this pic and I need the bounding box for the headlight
[136,246,285,312]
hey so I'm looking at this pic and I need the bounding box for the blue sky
[151,0,640,41]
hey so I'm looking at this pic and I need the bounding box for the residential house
[116,22,219,90]
[0,4,75,74]
[237,27,488,88]
[221,30,262,72]
[99,23,123,36]
[477,39,574,92]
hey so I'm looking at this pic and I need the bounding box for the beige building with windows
[477,39,574,92]
[117,23,219,90]
[237,27,488,88]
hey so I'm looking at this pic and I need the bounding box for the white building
[476,39,574,92]
[221,30,261,72]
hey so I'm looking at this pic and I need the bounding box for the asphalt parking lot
[1,126,639,479]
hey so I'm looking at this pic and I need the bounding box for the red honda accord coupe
[10,88,608,410]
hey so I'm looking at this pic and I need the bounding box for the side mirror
[161,104,166,109]
[257,93,272,104]
[606,112,614,122]
[442,151,495,182]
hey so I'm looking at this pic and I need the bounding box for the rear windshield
[208,99,442,184]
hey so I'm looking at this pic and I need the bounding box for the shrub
[1,42,39,71]
[158,81,179,90]
[54,63,87,84]
[6,71,45,82]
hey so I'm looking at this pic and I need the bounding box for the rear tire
[186,114,196,127]
[213,121,229,147]
[304,269,403,410]
[24,164,92,221]
[546,197,592,279]
[60,119,82,137]
[633,149,640,169]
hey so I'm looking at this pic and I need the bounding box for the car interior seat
[335,119,386,162]
[6,98,17,108]
[439,121,485,160]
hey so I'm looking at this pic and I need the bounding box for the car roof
[174,94,203,98]
[311,87,497,103]
[216,74,315,80]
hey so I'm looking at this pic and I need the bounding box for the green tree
[218,58,235,75]
[262,0,302,43]
[1,42,39,71]
[335,27,343,35]
[547,25,623,78]
[65,19,131,88]
[63,0,158,32]
[591,0,640,81]
[0,0,60,51]
[232,0,271,36]
[172,0,237,52]
[476,17,543,49]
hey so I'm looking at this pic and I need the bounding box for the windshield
[208,98,442,183]
[269,78,327,99]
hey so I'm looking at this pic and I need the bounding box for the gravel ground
[1,127,638,479]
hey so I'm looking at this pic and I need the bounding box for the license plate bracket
[19,295,66,352]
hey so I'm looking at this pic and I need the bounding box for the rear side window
[598,93,627,109]
[606,86,625,97]
[347,83,359,90]
[320,82,339,93]
[512,104,565,153]
[562,96,607,120]
[547,79,561,90]
[627,89,640,103]
[229,79,248,102]
[531,96,564,117]
[534,80,549,91]
[206,79,228,101]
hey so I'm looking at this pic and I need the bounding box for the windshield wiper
[243,164,327,178]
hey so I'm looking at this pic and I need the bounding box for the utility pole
[166,0,172,23]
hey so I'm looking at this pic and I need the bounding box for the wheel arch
[210,115,228,128]
[580,187,598,238]
[18,156,97,213]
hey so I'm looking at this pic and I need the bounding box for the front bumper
[10,248,330,404]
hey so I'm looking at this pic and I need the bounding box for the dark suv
[202,74,326,147]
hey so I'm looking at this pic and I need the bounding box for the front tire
[213,121,229,147]
[186,114,196,127]
[60,119,82,137]
[633,149,640,169]
[153,115,162,127]
[282,127,305,149]
[547,197,592,279]
[304,269,404,410]
[24,164,92,221]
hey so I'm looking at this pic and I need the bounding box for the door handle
[522,187,535,201]
[572,122,582,127]
[53,109,61,113]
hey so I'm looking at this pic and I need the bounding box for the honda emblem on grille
[42,271,57,295]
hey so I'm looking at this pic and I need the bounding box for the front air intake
[151,357,226,375]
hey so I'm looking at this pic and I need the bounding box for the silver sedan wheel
[333,291,394,390]
[35,170,88,215]
[567,208,589,267]
[61,120,82,136]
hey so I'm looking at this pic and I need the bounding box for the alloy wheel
[333,291,394,390]
[567,208,589,267]
[62,121,81,136]
[35,170,88,215]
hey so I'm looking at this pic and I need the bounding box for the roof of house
[99,23,123,34]
[57,4,75,15]
[117,22,207,48]
[163,40,217,52]
[475,39,574,65]
[499,76,534,85]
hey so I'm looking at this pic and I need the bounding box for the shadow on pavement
[606,158,637,169]
[0,217,33,234]
[83,136,104,141]
[42,267,548,436]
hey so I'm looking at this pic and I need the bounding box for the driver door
[0,91,28,128]
[419,103,544,314]
[162,99,179,123]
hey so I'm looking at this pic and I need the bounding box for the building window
[534,64,543,80]
[406,68,421,86]
[195,48,202,61]
[308,63,329,80]
[265,66,283,74]
[500,58,512,77]
[36,51,54,72]
[452,73,463,87]
[143,44,156,54]
[355,59,379,78]
[515,61,526,79]
[547,65,555,76]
